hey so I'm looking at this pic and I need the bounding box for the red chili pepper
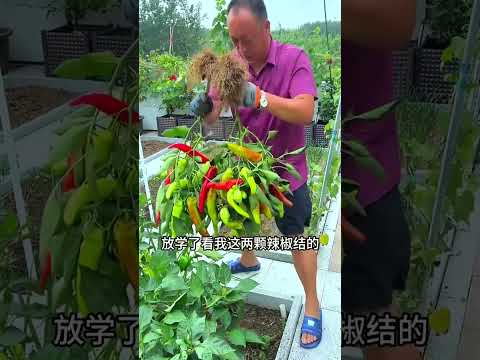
[206,179,244,191]
[155,211,161,225]
[164,168,174,185]
[70,93,139,125]
[62,153,76,192]
[169,74,177,81]
[269,184,294,208]
[168,143,209,163]
[199,166,218,214]
[39,252,52,290]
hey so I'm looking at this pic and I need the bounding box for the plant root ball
[211,53,249,107]
[187,49,218,89]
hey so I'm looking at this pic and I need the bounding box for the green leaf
[39,188,63,265]
[227,328,246,347]
[0,210,18,239]
[189,275,204,298]
[197,249,224,261]
[343,100,401,123]
[49,123,90,164]
[343,140,370,157]
[140,305,153,332]
[342,190,366,216]
[234,278,258,293]
[143,331,162,344]
[0,327,25,346]
[177,312,206,341]
[283,146,306,157]
[285,163,302,180]
[54,59,87,79]
[195,346,213,360]
[161,272,187,291]
[79,265,129,314]
[163,310,186,324]
[8,302,49,318]
[201,336,236,356]
[353,155,385,181]
[244,329,266,345]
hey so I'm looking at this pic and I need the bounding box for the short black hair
[227,0,268,21]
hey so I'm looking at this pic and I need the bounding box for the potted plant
[412,0,471,103]
[141,52,192,135]
[40,0,136,76]
[0,27,13,75]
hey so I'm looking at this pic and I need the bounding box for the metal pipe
[0,73,37,280]
[426,0,480,250]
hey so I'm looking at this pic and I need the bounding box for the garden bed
[241,304,285,360]
[5,86,78,128]
[0,169,52,272]
[141,140,172,158]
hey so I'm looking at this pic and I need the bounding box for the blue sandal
[300,311,322,349]
[227,257,261,274]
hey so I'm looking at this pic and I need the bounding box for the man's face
[227,7,270,65]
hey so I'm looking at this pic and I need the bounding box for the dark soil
[5,86,77,128]
[240,304,286,360]
[142,141,171,158]
[1,171,53,272]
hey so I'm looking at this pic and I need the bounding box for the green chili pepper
[227,187,250,219]
[175,158,188,179]
[269,194,285,218]
[64,177,117,226]
[261,169,280,183]
[166,181,178,199]
[206,189,219,235]
[92,129,113,167]
[240,167,257,195]
[159,156,176,178]
[256,186,271,207]
[161,125,190,139]
[249,195,261,225]
[221,167,234,182]
[78,223,104,271]
[173,199,184,218]
[179,178,189,189]
[178,252,192,270]
[219,207,244,230]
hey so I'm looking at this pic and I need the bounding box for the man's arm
[343,0,417,50]
[263,93,315,125]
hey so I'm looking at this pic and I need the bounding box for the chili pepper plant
[0,43,140,358]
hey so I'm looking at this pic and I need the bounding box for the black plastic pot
[0,28,13,75]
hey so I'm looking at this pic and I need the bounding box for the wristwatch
[259,90,268,109]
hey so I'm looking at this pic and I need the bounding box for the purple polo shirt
[235,38,318,191]
[342,40,402,207]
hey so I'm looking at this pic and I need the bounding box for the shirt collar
[266,36,277,66]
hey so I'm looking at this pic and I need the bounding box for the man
[190,0,321,349]
[342,1,423,359]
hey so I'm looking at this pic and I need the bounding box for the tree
[140,0,206,57]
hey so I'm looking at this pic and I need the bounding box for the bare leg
[239,250,260,267]
[291,248,320,345]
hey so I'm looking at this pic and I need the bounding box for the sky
[194,0,340,30]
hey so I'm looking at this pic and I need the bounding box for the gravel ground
[5,86,77,128]
[1,171,53,272]
[141,141,171,158]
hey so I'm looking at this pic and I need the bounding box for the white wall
[1,1,131,62]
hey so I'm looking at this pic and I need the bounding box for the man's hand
[341,214,367,243]
[190,93,213,117]
[241,81,261,108]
